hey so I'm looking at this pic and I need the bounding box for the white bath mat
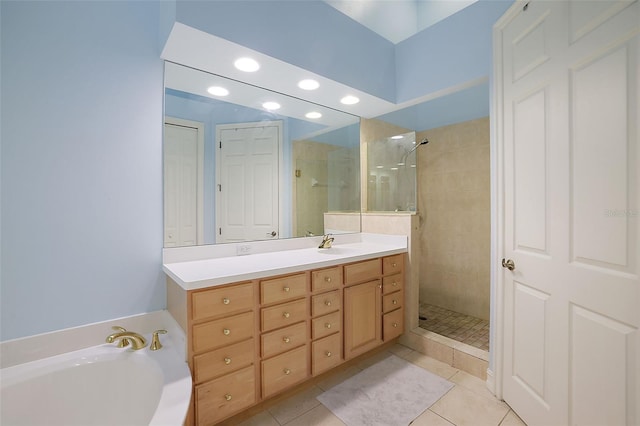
[317,354,453,426]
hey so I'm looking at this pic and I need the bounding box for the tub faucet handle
[150,329,167,351]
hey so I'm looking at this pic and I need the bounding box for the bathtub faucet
[106,326,148,350]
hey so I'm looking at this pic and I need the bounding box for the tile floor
[236,344,526,426]
[418,303,490,351]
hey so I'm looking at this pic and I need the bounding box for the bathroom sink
[317,247,353,255]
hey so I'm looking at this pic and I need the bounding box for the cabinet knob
[224,357,231,365]
[325,323,332,329]
[326,351,332,357]
[393,282,398,287]
[283,312,290,318]
[392,262,397,267]
[283,336,290,343]
[324,300,332,307]
[225,394,232,401]
[223,328,230,336]
[222,297,230,305]
[324,276,332,283]
[283,286,290,292]
[392,300,397,305]
[393,323,398,328]
[284,368,291,375]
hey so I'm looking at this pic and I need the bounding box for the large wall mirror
[163,62,361,248]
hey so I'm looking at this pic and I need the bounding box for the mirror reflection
[163,62,361,247]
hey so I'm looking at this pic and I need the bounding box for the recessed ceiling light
[305,111,322,119]
[234,57,260,72]
[340,95,360,105]
[391,167,399,171]
[391,135,404,140]
[410,164,416,168]
[262,101,281,110]
[376,165,384,169]
[298,79,320,90]
[207,86,229,96]
[397,162,405,166]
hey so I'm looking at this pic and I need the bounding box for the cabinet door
[343,280,381,360]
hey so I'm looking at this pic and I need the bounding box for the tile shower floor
[418,303,490,351]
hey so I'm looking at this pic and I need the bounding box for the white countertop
[163,234,407,291]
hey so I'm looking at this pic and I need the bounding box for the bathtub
[0,333,192,426]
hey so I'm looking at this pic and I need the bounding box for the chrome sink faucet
[318,234,334,249]
[106,326,147,350]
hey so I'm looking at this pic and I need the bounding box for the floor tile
[283,404,346,426]
[388,343,414,358]
[449,370,498,401]
[500,410,528,426]
[267,385,323,425]
[410,409,455,426]
[430,386,510,426]
[237,410,280,426]
[355,349,394,369]
[419,302,490,351]
[400,350,459,379]
[316,365,362,391]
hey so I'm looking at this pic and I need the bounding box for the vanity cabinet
[166,253,405,425]
[187,282,258,426]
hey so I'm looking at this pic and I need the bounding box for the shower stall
[365,117,491,353]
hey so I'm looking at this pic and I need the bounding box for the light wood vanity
[166,251,405,426]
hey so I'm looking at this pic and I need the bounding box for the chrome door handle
[502,258,515,271]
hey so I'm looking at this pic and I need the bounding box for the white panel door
[216,122,281,243]
[496,1,639,425]
[163,118,204,247]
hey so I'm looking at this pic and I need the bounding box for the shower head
[405,138,429,156]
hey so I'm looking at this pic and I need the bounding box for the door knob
[267,231,277,237]
[502,258,515,271]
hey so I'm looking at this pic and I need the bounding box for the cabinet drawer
[311,333,342,376]
[261,345,308,398]
[311,311,341,340]
[261,273,306,305]
[383,254,404,276]
[382,274,403,295]
[344,258,381,285]
[196,365,256,425]
[261,322,307,359]
[311,290,341,317]
[261,298,307,332]
[191,282,254,321]
[383,308,404,341]
[192,311,254,353]
[311,266,342,292]
[383,290,403,313]
[193,338,255,384]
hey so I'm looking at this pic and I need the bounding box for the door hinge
[218,184,222,192]
[219,141,222,149]
[218,228,222,235]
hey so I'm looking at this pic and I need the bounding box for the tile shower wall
[417,117,490,321]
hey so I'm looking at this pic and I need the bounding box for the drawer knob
[283,312,290,319]
[393,322,398,328]
[393,282,398,287]
[378,284,382,289]
[284,368,291,375]
[324,300,332,307]
[325,323,332,329]
[225,394,232,401]
[224,357,231,365]
[324,276,332,283]
[222,297,230,305]
[392,300,397,305]
[283,336,290,343]
[326,351,332,357]
[223,328,231,336]
[392,262,397,267]
[283,286,290,292]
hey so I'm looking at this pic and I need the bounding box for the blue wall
[1,0,509,341]
[1,1,165,340]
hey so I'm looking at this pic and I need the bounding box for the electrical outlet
[236,244,252,256]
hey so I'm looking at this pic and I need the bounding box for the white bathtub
[0,333,192,426]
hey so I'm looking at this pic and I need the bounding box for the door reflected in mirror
[163,62,361,247]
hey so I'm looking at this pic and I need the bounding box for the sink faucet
[318,234,334,249]
[106,326,147,350]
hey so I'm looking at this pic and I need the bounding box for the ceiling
[324,0,478,43]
